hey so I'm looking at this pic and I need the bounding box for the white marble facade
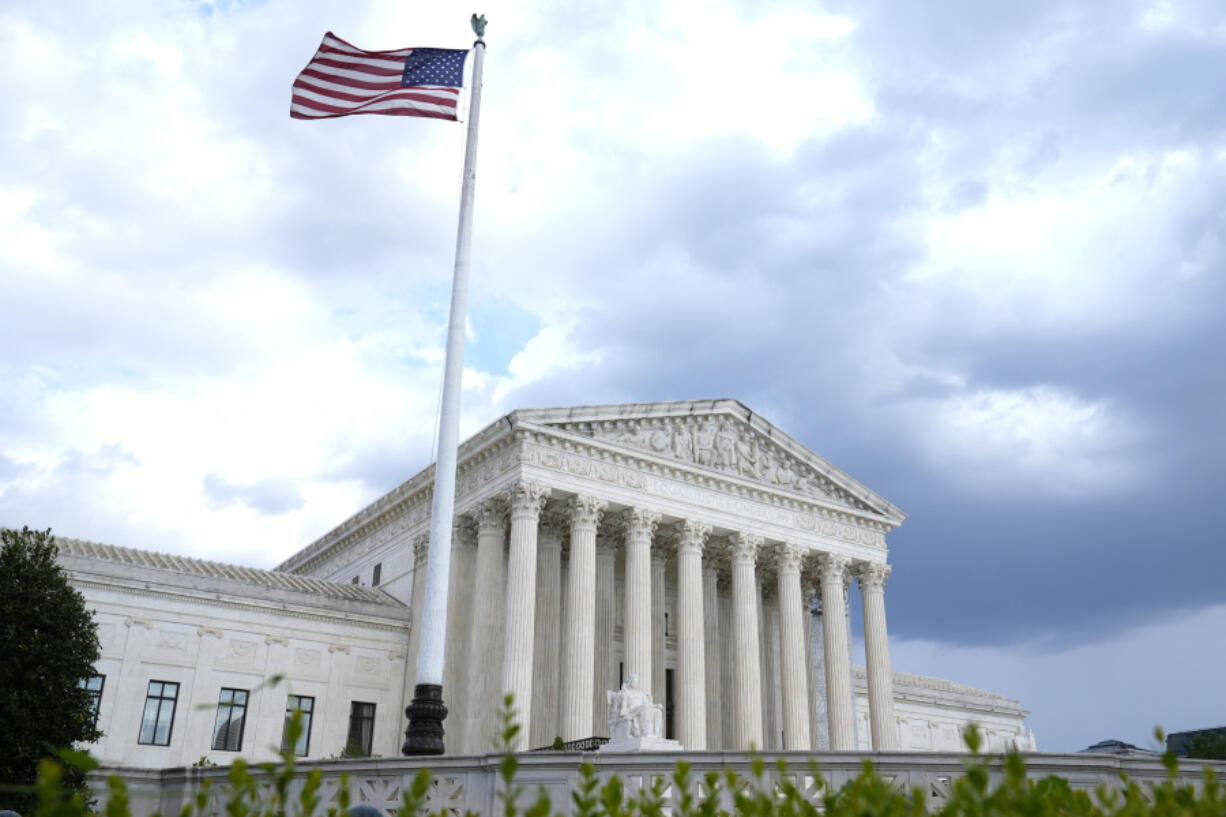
[278,399,1033,754]
[62,399,1034,766]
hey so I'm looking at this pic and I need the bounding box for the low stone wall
[94,751,1226,817]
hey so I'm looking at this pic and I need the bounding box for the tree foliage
[1183,731,1226,761]
[0,527,101,813]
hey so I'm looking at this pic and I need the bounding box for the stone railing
[97,751,1226,817]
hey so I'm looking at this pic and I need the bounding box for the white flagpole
[403,14,487,756]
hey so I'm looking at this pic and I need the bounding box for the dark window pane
[282,695,314,756]
[347,701,376,755]
[212,687,249,751]
[138,680,178,746]
[79,674,105,727]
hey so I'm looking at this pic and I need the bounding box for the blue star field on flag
[402,48,468,89]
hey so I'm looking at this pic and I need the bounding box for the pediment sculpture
[553,415,870,511]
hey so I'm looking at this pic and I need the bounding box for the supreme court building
[64,400,1034,767]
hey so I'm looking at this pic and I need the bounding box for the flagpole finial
[471,13,487,45]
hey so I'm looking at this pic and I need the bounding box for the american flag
[291,32,468,121]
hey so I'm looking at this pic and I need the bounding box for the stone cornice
[71,576,411,634]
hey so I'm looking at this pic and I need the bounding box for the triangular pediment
[512,399,905,523]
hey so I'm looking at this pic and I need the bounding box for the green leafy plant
[0,527,102,814]
[14,705,1226,817]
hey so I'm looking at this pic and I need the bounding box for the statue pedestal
[598,736,683,753]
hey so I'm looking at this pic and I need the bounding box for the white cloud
[887,603,1226,752]
[907,386,1144,498]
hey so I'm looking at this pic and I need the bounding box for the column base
[403,683,448,755]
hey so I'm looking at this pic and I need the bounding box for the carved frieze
[519,438,888,550]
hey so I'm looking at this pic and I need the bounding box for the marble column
[718,577,735,749]
[405,535,431,690]
[702,561,722,749]
[561,495,605,741]
[500,481,548,749]
[651,546,667,705]
[775,544,810,750]
[858,562,898,750]
[592,536,617,736]
[530,516,563,748]
[465,499,506,753]
[623,507,660,686]
[730,532,763,749]
[819,553,855,750]
[676,520,710,749]
[443,518,475,752]
[758,582,776,749]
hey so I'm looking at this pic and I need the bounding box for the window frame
[137,680,180,746]
[79,674,105,729]
[211,687,250,752]
[346,701,377,755]
[282,694,316,756]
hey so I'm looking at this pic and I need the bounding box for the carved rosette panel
[506,481,549,521]
[568,495,607,530]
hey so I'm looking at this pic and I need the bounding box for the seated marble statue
[606,673,664,740]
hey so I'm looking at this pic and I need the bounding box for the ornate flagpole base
[403,684,448,755]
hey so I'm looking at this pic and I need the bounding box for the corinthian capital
[855,561,891,592]
[677,519,712,555]
[476,497,505,533]
[775,542,805,574]
[729,532,763,567]
[506,481,549,519]
[816,552,852,585]
[623,507,661,541]
[412,534,430,566]
[568,495,607,529]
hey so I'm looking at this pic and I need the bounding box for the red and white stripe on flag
[291,32,463,121]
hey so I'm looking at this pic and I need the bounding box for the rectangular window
[282,695,315,756]
[372,563,382,586]
[347,701,376,755]
[137,680,179,746]
[211,688,249,751]
[351,576,359,584]
[79,674,105,728]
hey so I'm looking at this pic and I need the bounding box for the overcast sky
[2,0,1224,753]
